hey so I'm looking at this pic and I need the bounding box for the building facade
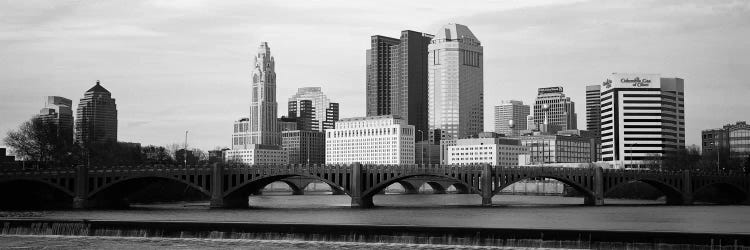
[287,87,339,131]
[586,85,601,136]
[75,81,117,146]
[446,133,527,167]
[532,87,576,134]
[282,130,325,164]
[38,96,74,146]
[600,73,685,169]
[517,131,596,165]
[224,144,288,165]
[428,23,484,141]
[494,100,530,137]
[366,30,432,136]
[248,42,280,146]
[325,115,415,165]
[702,121,750,162]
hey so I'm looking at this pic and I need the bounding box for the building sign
[602,79,612,89]
[620,77,651,87]
[537,86,563,94]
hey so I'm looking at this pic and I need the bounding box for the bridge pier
[585,167,604,206]
[72,197,89,209]
[481,164,494,206]
[680,171,694,205]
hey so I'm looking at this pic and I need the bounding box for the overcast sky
[1,0,748,150]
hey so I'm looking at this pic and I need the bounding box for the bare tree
[3,117,73,164]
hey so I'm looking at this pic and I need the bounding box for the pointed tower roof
[86,80,110,94]
[434,23,478,41]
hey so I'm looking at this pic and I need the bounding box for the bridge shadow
[0,179,73,210]
[86,176,210,209]
[693,182,747,204]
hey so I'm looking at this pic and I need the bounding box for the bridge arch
[420,181,447,194]
[362,174,480,199]
[448,183,470,194]
[221,174,350,208]
[86,175,211,206]
[494,175,597,204]
[604,178,685,205]
[0,178,75,197]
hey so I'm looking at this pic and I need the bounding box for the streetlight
[416,130,425,166]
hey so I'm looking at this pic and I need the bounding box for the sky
[1,0,748,151]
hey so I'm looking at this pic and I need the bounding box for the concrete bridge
[0,163,747,209]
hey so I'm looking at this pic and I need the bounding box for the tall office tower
[76,81,118,146]
[291,100,318,131]
[287,87,339,131]
[600,73,685,169]
[586,85,602,135]
[494,100,530,136]
[38,96,74,146]
[366,30,432,137]
[248,42,280,146]
[428,23,484,141]
[532,87,576,134]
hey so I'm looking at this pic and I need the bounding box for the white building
[428,23,484,141]
[600,73,685,169]
[446,134,527,167]
[248,42,281,146]
[224,144,288,165]
[326,115,415,165]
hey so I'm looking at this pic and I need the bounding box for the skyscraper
[600,73,685,169]
[75,81,117,146]
[586,85,602,135]
[366,30,432,137]
[428,23,484,141]
[494,100,530,137]
[287,87,339,131]
[249,42,280,146]
[38,96,74,146]
[532,87,576,134]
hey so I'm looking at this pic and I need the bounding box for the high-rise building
[75,81,117,146]
[494,100,530,137]
[287,87,339,131]
[586,85,601,135]
[248,42,280,146]
[366,30,432,137]
[600,73,685,169]
[325,115,415,165]
[38,96,74,146]
[282,130,325,164]
[532,87,576,134]
[428,23,484,141]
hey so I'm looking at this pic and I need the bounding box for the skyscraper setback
[366,30,432,137]
[287,87,339,131]
[532,87,577,134]
[249,42,280,146]
[428,23,484,141]
[75,81,117,146]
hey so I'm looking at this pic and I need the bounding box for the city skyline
[1,1,749,150]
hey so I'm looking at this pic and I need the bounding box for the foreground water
[2,194,749,249]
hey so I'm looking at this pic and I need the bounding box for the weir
[1,219,749,248]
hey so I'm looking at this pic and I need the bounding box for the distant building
[366,30,432,137]
[0,148,15,162]
[600,73,685,169]
[208,148,229,164]
[37,96,74,146]
[494,100,530,137]
[585,85,602,136]
[288,87,339,131]
[282,130,325,164]
[428,23,484,141]
[446,133,527,167]
[532,86,576,134]
[326,115,415,165]
[277,116,298,132]
[248,42,281,146]
[75,81,117,146]
[702,121,750,162]
[224,144,288,165]
[231,118,250,150]
[415,141,440,165]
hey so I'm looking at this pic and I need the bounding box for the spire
[86,80,110,94]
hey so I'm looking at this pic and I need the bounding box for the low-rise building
[325,115,415,165]
[445,133,528,167]
[224,144,288,165]
[702,121,750,161]
[517,130,596,165]
[282,130,325,164]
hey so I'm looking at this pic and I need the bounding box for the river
[1,194,749,249]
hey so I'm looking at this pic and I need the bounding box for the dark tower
[75,81,118,147]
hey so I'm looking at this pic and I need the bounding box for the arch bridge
[0,163,747,208]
